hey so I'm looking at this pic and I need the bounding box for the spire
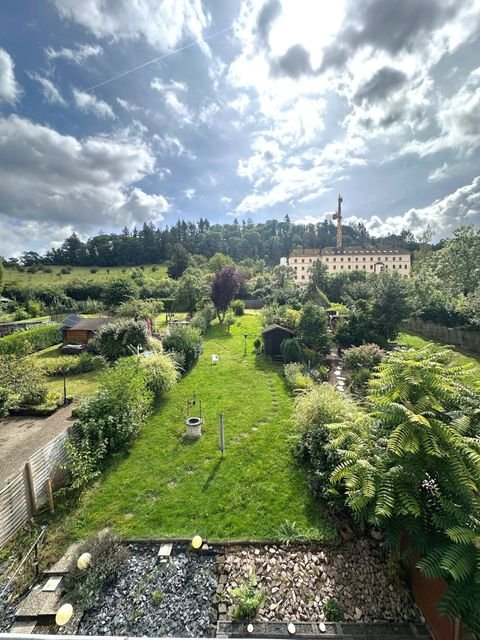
[332,194,343,249]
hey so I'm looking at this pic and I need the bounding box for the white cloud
[183,188,196,199]
[0,48,21,104]
[343,176,480,239]
[73,88,115,119]
[152,134,196,159]
[164,91,192,123]
[229,93,251,113]
[44,43,103,64]
[198,101,220,125]
[27,72,67,106]
[151,78,188,93]
[220,196,232,205]
[0,115,168,250]
[428,162,450,182]
[51,0,210,53]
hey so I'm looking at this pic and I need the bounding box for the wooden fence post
[23,461,36,518]
[46,478,55,513]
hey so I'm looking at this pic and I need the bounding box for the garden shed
[262,324,295,358]
[60,316,110,344]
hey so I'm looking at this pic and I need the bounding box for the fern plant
[331,345,480,631]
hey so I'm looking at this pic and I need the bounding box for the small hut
[60,315,110,344]
[261,324,295,358]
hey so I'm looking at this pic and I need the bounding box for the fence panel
[0,470,29,547]
[29,431,70,507]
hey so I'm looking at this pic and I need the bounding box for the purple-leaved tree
[210,267,243,323]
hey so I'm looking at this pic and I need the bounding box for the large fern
[330,345,480,631]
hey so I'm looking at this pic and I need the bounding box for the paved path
[0,405,75,486]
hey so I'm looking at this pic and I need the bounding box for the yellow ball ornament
[55,603,73,626]
[192,535,203,549]
[77,552,92,571]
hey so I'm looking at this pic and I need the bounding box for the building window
[325,257,329,262]
[333,257,336,262]
[333,265,336,270]
[355,265,358,269]
[405,264,408,269]
[392,264,395,268]
[302,266,304,270]
[301,275,305,279]
[392,256,396,261]
[363,257,366,261]
[399,256,402,261]
[348,257,351,261]
[302,259,304,263]
[340,265,344,270]
[341,257,344,262]
[355,257,358,261]
[370,257,373,261]
[385,256,388,261]
[362,265,366,269]
[348,265,351,270]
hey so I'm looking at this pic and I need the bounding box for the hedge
[0,325,62,355]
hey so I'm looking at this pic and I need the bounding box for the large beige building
[288,246,411,284]
[287,195,412,284]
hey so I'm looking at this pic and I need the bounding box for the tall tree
[210,267,243,323]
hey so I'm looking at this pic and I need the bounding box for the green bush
[42,353,104,377]
[284,363,314,393]
[293,384,363,505]
[280,337,303,363]
[63,530,130,609]
[230,574,264,620]
[190,303,216,332]
[0,325,61,355]
[0,354,48,411]
[163,326,203,372]
[297,303,331,355]
[102,277,138,308]
[138,353,180,397]
[343,343,384,371]
[231,300,245,316]
[323,597,343,621]
[90,319,149,361]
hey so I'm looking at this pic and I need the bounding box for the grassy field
[62,313,334,542]
[32,344,104,398]
[4,264,168,286]
[398,332,480,388]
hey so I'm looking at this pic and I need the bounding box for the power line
[84,25,233,93]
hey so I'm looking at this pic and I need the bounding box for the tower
[332,194,343,249]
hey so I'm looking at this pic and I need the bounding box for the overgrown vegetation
[162,325,203,372]
[90,319,149,361]
[230,573,264,620]
[0,325,61,355]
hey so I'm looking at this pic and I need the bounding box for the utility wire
[84,25,233,93]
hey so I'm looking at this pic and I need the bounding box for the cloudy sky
[0,0,480,256]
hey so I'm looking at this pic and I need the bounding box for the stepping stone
[337,376,347,382]
[43,542,82,576]
[9,621,37,634]
[42,576,62,592]
[158,543,173,558]
[16,585,62,621]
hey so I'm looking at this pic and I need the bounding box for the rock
[355,607,363,620]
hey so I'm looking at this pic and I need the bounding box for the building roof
[322,246,410,255]
[64,317,111,332]
[289,248,321,257]
[261,324,295,335]
[60,314,82,329]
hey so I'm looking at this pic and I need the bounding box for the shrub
[280,337,303,363]
[348,367,372,396]
[63,531,130,609]
[13,308,30,321]
[0,355,48,411]
[293,384,363,505]
[163,326,203,372]
[231,300,245,316]
[116,298,163,320]
[191,304,216,332]
[90,319,149,361]
[90,267,98,274]
[253,337,263,354]
[323,597,343,622]
[297,303,331,355]
[343,343,384,371]
[230,574,264,620]
[42,353,104,377]
[0,325,61,355]
[102,277,138,308]
[60,267,71,275]
[138,353,180,397]
[284,363,314,393]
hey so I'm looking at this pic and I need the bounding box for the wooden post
[46,478,55,514]
[23,462,36,518]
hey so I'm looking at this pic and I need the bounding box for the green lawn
[32,345,104,398]
[398,333,480,389]
[4,263,168,286]
[64,314,334,542]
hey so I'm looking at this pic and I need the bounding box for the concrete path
[0,405,75,486]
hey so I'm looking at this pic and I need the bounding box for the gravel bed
[78,544,218,637]
[222,539,421,624]
[0,585,17,633]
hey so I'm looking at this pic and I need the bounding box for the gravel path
[0,405,75,485]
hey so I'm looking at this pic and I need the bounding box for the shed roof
[261,324,295,335]
[60,314,82,329]
[65,317,111,332]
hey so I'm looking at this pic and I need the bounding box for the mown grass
[63,313,335,542]
[398,332,480,389]
[32,344,104,398]
[3,264,168,286]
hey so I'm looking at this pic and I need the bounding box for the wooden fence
[0,430,72,548]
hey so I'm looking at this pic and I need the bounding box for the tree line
[2,217,421,268]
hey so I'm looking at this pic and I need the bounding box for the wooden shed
[60,316,110,344]
[261,324,295,358]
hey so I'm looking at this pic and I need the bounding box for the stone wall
[404,317,480,357]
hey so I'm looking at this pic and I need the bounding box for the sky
[0,0,480,257]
